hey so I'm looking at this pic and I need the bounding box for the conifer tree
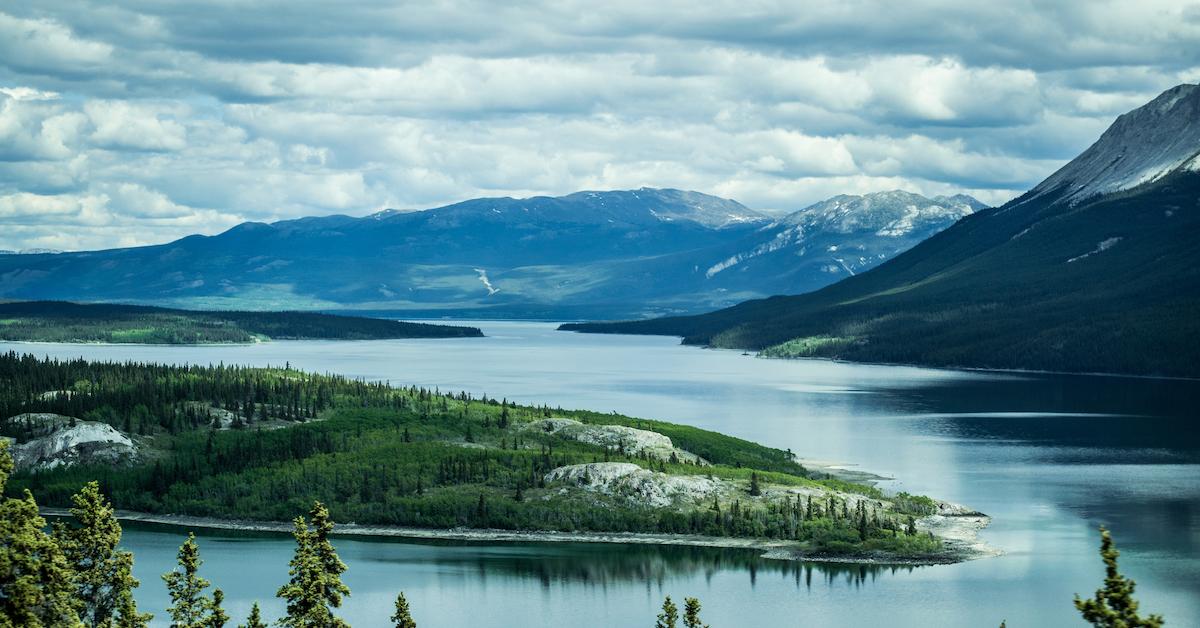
[391,592,417,628]
[0,441,81,627]
[206,589,229,628]
[113,556,153,627]
[162,533,216,628]
[277,502,350,628]
[748,473,761,497]
[239,602,267,628]
[655,596,679,628]
[55,480,151,627]
[1074,527,1164,627]
[683,597,709,628]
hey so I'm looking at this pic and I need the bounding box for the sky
[1,1,1199,251]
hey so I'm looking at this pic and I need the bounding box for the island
[1,352,993,565]
[0,300,482,343]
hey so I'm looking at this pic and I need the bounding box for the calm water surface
[6,321,1199,627]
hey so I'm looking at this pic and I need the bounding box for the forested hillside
[1,353,950,559]
[0,301,482,343]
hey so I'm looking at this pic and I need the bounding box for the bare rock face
[545,462,722,508]
[521,418,706,464]
[4,413,137,472]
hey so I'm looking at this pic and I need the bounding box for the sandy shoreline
[42,507,999,567]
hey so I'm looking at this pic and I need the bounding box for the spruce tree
[208,589,229,628]
[748,473,761,497]
[655,596,679,628]
[162,533,216,628]
[1074,527,1164,627]
[113,555,153,627]
[0,441,81,627]
[239,602,267,628]
[277,503,350,628]
[683,597,709,628]
[55,480,150,627]
[391,592,417,628]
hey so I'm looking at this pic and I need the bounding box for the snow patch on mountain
[704,190,977,278]
[1067,237,1122,263]
[474,268,500,295]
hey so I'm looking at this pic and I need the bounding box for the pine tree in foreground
[655,596,679,628]
[1074,526,1164,628]
[0,441,80,627]
[277,502,351,628]
[162,533,218,628]
[683,597,709,628]
[55,480,151,627]
[208,589,229,628]
[391,592,417,628]
[239,602,267,628]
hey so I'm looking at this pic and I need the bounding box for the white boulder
[4,413,137,472]
[521,418,706,464]
[545,462,722,508]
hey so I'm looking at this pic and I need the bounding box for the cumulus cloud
[0,1,1197,250]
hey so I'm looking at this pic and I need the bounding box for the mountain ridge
[0,187,979,318]
[561,84,1200,377]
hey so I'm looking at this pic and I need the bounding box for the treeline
[17,406,937,553]
[4,353,934,554]
[0,300,482,344]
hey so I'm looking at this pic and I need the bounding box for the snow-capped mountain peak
[780,190,980,236]
[703,190,980,280]
[1027,83,1200,205]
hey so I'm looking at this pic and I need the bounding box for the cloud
[0,2,1197,249]
[84,100,188,152]
[0,12,113,75]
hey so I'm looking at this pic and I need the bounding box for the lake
[6,320,1199,626]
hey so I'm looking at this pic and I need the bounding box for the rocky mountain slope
[562,84,1200,377]
[701,191,981,285]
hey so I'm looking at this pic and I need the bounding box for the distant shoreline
[558,324,1199,382]
[42,508,998,567]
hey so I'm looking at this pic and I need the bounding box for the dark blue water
[6,321,1199,626]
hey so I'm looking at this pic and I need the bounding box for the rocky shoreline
[42,506,1000,567]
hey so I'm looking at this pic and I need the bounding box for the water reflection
[122,520,918,592]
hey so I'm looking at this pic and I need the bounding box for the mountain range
[0,188,980,319]
[563,84,1200,377]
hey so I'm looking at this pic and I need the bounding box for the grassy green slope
[562,174,1200,377]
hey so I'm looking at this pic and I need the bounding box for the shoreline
[41,507,999,567]
[557,325,1197,381]
[746,345,1200,382]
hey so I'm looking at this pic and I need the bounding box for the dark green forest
[0,301,482,343]
[1,353,942,558]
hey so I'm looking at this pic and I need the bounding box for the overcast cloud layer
[2,1,1199,251]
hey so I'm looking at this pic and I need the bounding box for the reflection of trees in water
[116,523,924,592]
[441,543,919,590]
